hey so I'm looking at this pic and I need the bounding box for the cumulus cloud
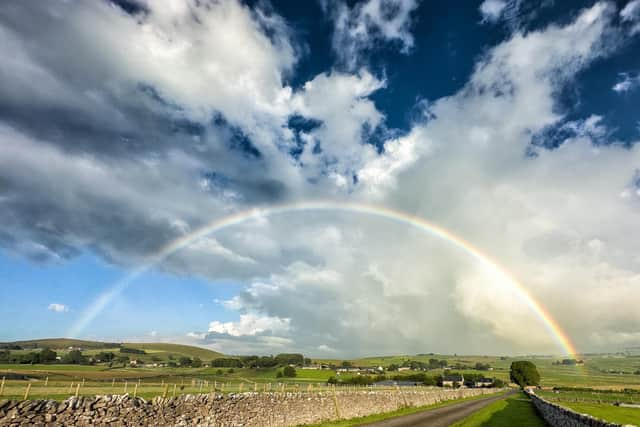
[208,313,290,337]
[48,303,69,313]
[322,0,419,70]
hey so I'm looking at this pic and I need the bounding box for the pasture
[537,388,640,425]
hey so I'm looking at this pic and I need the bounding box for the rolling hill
[0,338,225,361]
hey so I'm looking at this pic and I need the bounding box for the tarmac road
[362,389,517,427]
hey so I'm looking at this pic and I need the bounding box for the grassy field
[560,402,640,425]
[451,392,546,427]
[537,388,640,425]
[301,391,507,427]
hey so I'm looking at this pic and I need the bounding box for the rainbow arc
[69,201,578,357]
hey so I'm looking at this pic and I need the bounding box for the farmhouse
[474,378,494,388]
[442,374,464,387]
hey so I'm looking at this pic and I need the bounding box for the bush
[282,366,296,377]
[211,358,243,368]
[179,356,192,367]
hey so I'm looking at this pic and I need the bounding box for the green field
[537,388,640,425]
[561,402,640,425]
[452,392,546,427]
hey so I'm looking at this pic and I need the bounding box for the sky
[0,0,639,357]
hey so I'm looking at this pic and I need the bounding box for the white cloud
[208,313,290,337]
[323,0,419,70]
[48,303,69,313]
[479,0,508,22]
[612,72,640,93]
[621,0,640,34]
[621,0,640,21]
[317,344,337,353]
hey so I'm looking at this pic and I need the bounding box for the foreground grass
[560,402,640,426]
[302,391,507,427]
[451,392,545,427]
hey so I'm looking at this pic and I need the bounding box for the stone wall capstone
[527,390,636,427]
[0,387,499,426]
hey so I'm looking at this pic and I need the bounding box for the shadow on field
[478,395,548,427]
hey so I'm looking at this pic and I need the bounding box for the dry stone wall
[0,387,498,426]
[527,390,636,427]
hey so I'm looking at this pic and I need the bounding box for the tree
[62,350,85,364]
[179,356,192,367]
[96,351,115,363]
[510,361,540,388]
[274,353,304,366]
[191,357,202,368]
[341,361,352,368]
[39,348,57,363]
[283,366,296,377]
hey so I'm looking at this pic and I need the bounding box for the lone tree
[510,361,540,388]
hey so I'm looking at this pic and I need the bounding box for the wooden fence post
[24,383,31,400]
[163,383,169,398]
[75,383,80,398]
[44,377,49,387]
[124,381,128,394]
[0,376,5,397]
[332,385,341,419]
[172,383,177,397]
[133,383,138,398]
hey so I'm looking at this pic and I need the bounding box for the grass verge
[301,391,507,427]
[451,391,546,427]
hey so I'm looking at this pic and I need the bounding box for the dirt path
[362,389,517,427]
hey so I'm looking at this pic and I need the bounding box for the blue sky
[1,0,639,357]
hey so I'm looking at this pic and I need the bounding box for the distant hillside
[1,338,120,350]
[122,342,224,361]
[0,338,224,361]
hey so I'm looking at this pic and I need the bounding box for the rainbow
[69,201,578,356]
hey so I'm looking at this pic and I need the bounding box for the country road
[362,389,517,427]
